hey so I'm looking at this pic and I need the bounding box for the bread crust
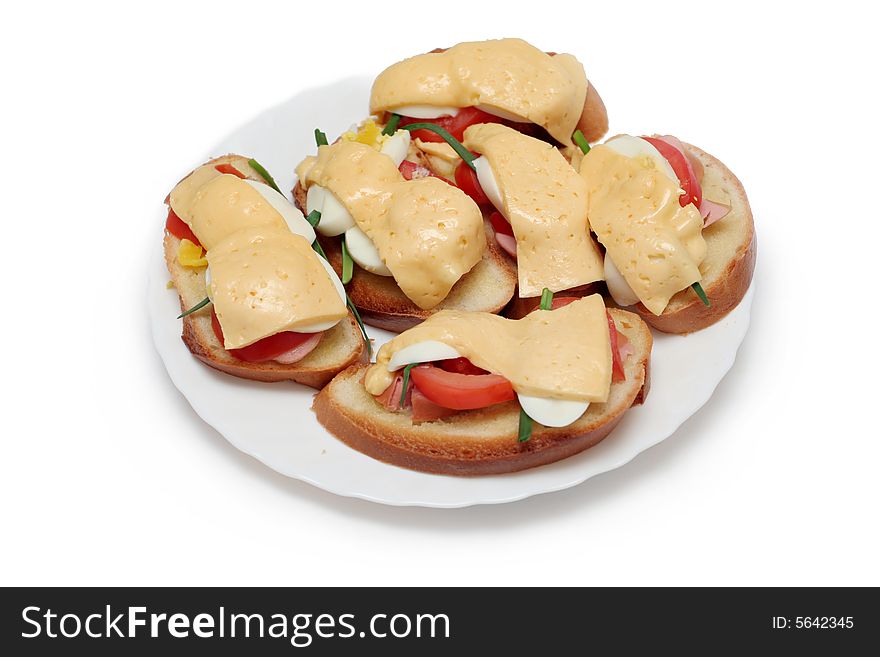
[313,309,651,475]
[633,142,756,334]
[293,182,518,331]
[163,157,367,387]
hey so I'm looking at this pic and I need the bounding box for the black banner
[1,587,876,654]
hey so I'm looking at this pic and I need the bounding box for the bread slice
[164,232,367,387]
[313,308,651,475]
[293,182,517,332]
[632,142,756,334]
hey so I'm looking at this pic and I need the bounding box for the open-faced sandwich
[314,293,651,475]
[577,134,755,333]
[164,155,367,388]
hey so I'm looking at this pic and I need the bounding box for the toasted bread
[293,182,517,332]
[632,142,756,334]
[313,308,651,475]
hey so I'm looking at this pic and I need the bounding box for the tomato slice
[210,310,315,363]
[438,357,489,376]
[454,160,490,205]
[641,136,702,208]
[409,364,515,410]
[214,163,246,179]
[399,160,442,181]
[398,106,503,143]
[165,207,200,246]
[489,211,514,237]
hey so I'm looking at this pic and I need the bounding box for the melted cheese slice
[169,156,262,229]
[365,294,611,402]
[300,141,485,309]
[370,38,588,147]
[580,144,707,315]
[206,226,347,349]
[463,123,604,297]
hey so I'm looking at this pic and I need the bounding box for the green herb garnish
[518,409,533,443]
[305,210,321,228]
[382,113,401,136]
[178,296,211,319]
[311,238,327,260]
[341,237,354,284]
[247,158,283,195]
[572,129,591,155]
[314,128,329,147]
[692,282,710,307]
[400,362,419,408]
[539,287,554,310]
[399,123,476,170]
[347,298,372,358]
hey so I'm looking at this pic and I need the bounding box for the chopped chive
[382,113,401,136]
[311,238,327,260]
[177,296,211,319]
[539,287,554,310]
[247,158,282,195]
[400,362,419,408]
[305,210,321,228]
[572,129,591,155]
[314,128,328,147]
[399,123,476,170]
[341,238,354,284]
[518,409,533,442]
[692,281,710,307]
[347,298,372,358]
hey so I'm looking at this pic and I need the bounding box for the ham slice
[273,332,323,364]
[411,388,458,422]
[700,198,731,227]
[375,373,413,411]
[495,232,517,259]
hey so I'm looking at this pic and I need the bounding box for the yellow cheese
[370,38,588,146]
[168,155,261,223]
[206,226,347,349]
[580,144,707,315]
[463,123,604,297]
[183,175,288,251]
[365,294,611,401]
[302,141,485,309]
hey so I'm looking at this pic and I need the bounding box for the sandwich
[313,293,651,475]
[164,155,367,387]
[577,135,756,333]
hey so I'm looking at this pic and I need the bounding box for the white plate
[149,77,754,508]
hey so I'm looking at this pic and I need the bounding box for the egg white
[604,135,678,183]
[380,130,411,167]
[603,254,640,307]
[344,226,392,277]
[306,184,355,237]
[387,341,463,371]
[517,394,590,428]
[473,156,505,213]
[475,104,529,122]
[392,105,459,119]
[245,180,316,243]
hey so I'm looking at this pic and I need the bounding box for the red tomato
[489,211,514,237]
[641,136,702,208]
[454,160,490,205]
[165,208,200,246]
[607,313,626,382]
[549,296,579,310]
[409,364,515,410]
[214,163,246,178]
[438,357,489,376]
[398,160,442,181]
[398,106,502,142]
[210,310,314,363]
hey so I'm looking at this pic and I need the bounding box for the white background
[2,1,878,586]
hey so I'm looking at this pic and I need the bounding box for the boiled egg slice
[517,394,590,428]
[473,156,505,213]
[475,104,529,123]
[387,341,463,371]
[380,129,411,167]
[392,105,459,119]
[244,180,315,243]
[603,254,640,307]
[306,184,355,237]
[344,226,392,276]
[604,135,678,183]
